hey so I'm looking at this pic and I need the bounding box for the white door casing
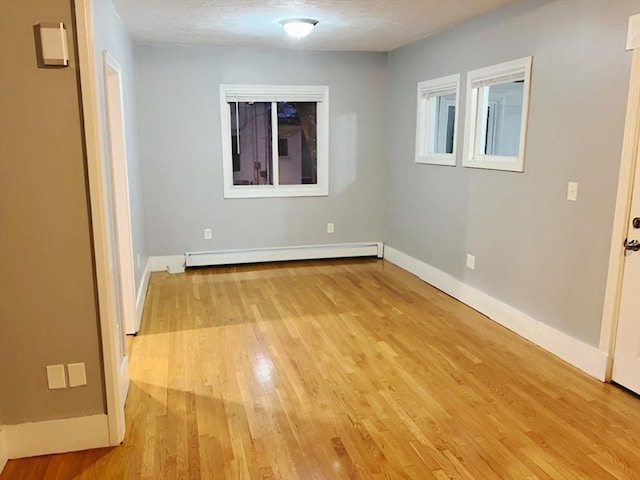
[74,0,129,445]
[103,52,139,336]
[612,144,640,393]
[601,14,640,393]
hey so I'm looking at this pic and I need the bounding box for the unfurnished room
[0,0,639,478]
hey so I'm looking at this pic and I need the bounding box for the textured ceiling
[112,0,517,51]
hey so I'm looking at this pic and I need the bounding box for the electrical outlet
[466,254,476,270]
[46,365,66,390]
[67,363,87,387]
[327,222,335,234]
[204,228,212,240]
[567,182,578,201]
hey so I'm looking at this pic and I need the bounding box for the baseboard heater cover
[185,242,384,268]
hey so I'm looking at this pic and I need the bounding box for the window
[219,85,329,198]
[415,74,460,166]
[462,57,532,172]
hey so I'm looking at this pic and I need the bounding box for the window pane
[428,93,456,154]
[277,102,317,185]
[229,102,273,185]
[483,81,524,157]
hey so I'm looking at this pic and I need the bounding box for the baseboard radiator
[185,242,384,268]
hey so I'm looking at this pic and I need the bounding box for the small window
[462,57,532,172]
[415,74,460,166]
[220,85,329,198]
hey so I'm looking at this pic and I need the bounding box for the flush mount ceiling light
[279,18,318,39]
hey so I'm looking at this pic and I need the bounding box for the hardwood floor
[3,259,639,479]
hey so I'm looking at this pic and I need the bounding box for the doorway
[103,52,138,336]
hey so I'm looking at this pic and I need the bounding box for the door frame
[102,51,139,335]
[74,0,128,445]
[599,14,640,380]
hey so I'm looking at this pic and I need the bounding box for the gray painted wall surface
[135,47,387,255]
[93,0,148,290]
[0,0,105,424]
[386,0,636,346]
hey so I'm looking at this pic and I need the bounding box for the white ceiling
[112,0,516,52]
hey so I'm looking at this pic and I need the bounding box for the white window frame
[415,74,460,166]
[219,84,329,198]
[462,56,532,172]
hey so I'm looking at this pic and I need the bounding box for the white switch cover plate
[466,254,476,270]
[567,182,578,201]
[46,365,66,390]
[327,223,335,233]
[67,363,87,387]
[204,228,212,240]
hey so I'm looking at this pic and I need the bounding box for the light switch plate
[67,363,87,387]
[46,365,66,389]
[567,182,578,201]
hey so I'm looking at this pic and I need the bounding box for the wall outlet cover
[567,182,578,201]
[67,363,87,387]
[327,223,335,233]
[466,254,476,270]
[46,365,66,390]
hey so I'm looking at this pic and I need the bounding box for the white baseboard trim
[384,246,608,381]
[0,426,7,474]
[148,255,186,273]
[134,258,151,332]
[184,242,383,268]
[4,414,110,460]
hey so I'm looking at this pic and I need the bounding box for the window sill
[223,185,329,199]
[416,154,456,166]
[462,154,524,172]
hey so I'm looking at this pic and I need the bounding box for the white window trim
[219,84,329,199]
[415,74,460,166]
[462,56,532,172]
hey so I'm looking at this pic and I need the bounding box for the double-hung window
[462,57,532,172]
[415,74,460,166]
[219,85,329,198]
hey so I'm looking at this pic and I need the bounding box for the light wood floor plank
[2,259,639,479]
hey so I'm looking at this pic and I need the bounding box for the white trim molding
[135,258,151,332]
[627,14,640,50]
[384,246,608,380]
[185,242,382,268]
[74,0,127,445]
[3,414,109,460]
[0,426,7,474]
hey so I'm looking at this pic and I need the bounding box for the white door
[103,52,139,335]
[612,144,640,394]
[611,27,640,394]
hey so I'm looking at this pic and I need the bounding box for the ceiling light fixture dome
[279,18,318,39]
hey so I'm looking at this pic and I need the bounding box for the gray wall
[135,47,388,255]
[0,0,105,424]
[92,0,148,291]
[386,0,636,346]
